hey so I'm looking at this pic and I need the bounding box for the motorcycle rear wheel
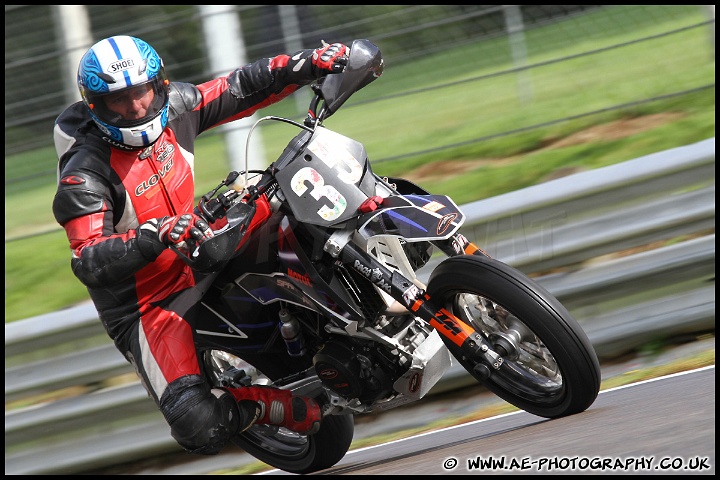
[427,255,600,418]
[232,413,354,474]
[202,350,354,474]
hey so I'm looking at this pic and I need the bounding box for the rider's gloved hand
[157,213,213,250]
[311,42,348,76]
[287,41,348,83]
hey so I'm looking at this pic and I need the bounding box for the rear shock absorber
[278,308,306,357]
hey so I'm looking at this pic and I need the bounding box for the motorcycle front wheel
[427,255,600,418]
[201,350,354,474]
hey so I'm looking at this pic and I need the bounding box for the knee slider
[163,377,240,455]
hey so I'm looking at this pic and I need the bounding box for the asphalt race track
[263,367,715,475]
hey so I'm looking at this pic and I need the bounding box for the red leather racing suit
[52,51,318,453]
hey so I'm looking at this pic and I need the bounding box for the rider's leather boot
[228,386,322,435]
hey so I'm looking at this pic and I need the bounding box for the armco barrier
[5,138,715,474]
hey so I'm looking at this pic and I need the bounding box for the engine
[313,337,405,404]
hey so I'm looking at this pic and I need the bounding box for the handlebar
[193,169,276,224]
[180,39,383,272]
[177,166,285,273]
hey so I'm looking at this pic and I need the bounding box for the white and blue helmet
[77,35,169,149]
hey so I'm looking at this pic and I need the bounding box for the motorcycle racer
[52,34,348,455]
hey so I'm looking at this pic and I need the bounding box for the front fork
[336,232,503,375]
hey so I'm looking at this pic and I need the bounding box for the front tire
[427,255,600,418]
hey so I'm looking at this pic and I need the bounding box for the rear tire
[232,414,354,474]
[201,350,354,474]
[427,255,600,418]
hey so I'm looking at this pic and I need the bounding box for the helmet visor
[85,73,168,128]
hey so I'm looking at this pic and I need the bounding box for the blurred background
[5,5,715,322]
[6,5,715,170]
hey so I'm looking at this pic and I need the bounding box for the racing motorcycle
[178,39,601,474]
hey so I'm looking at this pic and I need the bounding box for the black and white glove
[157,213,213,250]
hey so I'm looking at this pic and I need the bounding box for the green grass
[4,230,92,320]
[4,6,715,322]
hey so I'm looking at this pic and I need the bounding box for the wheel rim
[453,293,565,402]
[239,425,311,459]
[203,350,312,458]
